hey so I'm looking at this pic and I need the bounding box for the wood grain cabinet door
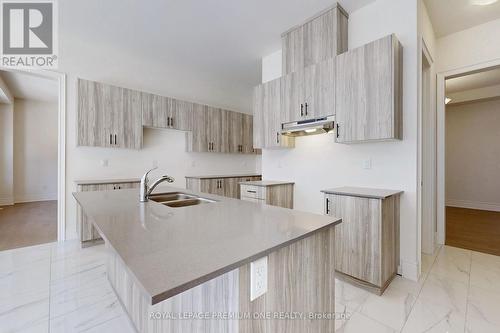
[103,83,123,149]
[281,26,304,75]
[223,178,240,198]
[303,7,347,67]
[263,78,283,149]
[252,85,264,149]
[281,70,304,123]
[335,34,402,143]
[207,107,222,153]
[169,98,193,131]
[77,79,105,147]
[303,57,336,120]
[122,89,143,149]
[242,114,254,153]
[141,93,169,128]
[224,111,243,154]
[327,194,382,286]
[188,104,209,152]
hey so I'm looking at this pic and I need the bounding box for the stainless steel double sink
[148,192,216,208]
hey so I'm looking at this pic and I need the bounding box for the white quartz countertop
[184,173,261,179]
[74,178,140,185]
[321,186,403,199]
[239,180,295,186]
[73,186,341,305]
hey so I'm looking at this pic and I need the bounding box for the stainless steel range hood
[281,115,335,137]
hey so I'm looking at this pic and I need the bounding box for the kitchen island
[74,186,342,333]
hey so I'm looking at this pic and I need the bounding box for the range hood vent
[281,115,335,137]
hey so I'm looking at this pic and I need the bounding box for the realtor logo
[1,0,58,68]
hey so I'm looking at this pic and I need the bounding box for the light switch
[250,256,268,301]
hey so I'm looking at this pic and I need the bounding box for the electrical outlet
[250,256,268,301]
[362,158,372,170]
[100,159,108,167]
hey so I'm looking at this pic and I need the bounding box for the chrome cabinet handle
[300,103,304,116]
[114,134,117,145]
[305,102,308,115]
[110,134,112,145]
[326,198,330,215]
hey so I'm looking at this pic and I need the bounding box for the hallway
[0,201,57,251]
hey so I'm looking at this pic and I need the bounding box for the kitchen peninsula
[74,186,342,333]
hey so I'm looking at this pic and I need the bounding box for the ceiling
[59,0,374,112]
[0,71,58,102]
[446,67,500,93]
[424,0,500,37]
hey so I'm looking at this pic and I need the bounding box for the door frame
[436,58,500,244]
[419,39,436,256]
[0,67,67,242]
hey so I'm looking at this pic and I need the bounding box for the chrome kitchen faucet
[139,167,175,202]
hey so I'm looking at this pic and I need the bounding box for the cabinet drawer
[240,185,266,200]
[241,197,265,205]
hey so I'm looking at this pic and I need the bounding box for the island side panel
[239,226,336,333]
[107,225,336,333]
[107,246,239,333]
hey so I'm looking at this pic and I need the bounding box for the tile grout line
[48,245,53,333]
[398,245,443,333]
[463,251,472,333]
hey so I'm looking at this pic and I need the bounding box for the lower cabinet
[185,175,262,199]
[76,180,140,246]
[323,189,401,295]
[240,182,294,209]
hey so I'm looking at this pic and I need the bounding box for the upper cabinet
[282,4,348,75]
[78,79,257,154]
[77,79,143,150]
[253,78,295,150]
[335,34,403,143]
[141,94,193,131]
[281,57,336,123]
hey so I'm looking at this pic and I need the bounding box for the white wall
[448,84,500,104]
[55,17,261,240]
[13,99,58,203]
[261,0,420,280]
[437,18,500,73]
[0,103,14,205]
[445,99,500,212]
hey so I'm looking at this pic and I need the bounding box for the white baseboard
[14,193,57,204]
[0,196,14,206]
[401,260,419,281]
[446,199,500,212]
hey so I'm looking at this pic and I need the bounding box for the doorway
[0,69,66,250]
[441,67,500,255]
